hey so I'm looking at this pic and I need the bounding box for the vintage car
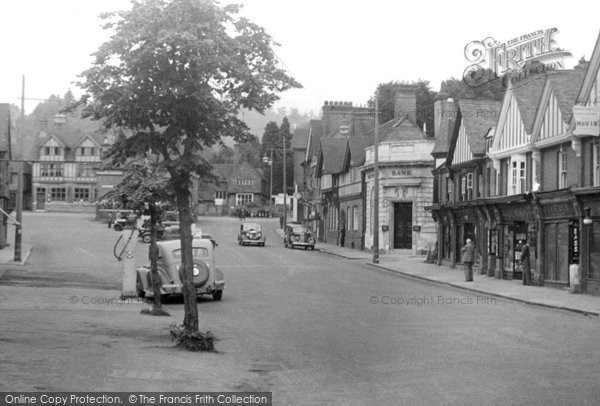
[138,221,180,243]
[135,238,225,300]
[238,222,266,246]
[284,223,315,250]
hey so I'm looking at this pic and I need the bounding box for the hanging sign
[573,105,600,136]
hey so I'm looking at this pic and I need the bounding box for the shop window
[589,223,600,280]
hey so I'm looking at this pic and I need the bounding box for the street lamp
[584,207,593,226]
[262,152,273,216]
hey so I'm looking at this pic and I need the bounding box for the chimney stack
[393,84,419,121]
[433,93,456,138]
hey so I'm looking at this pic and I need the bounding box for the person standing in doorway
[461,238,475,282]
[521,239,532,285]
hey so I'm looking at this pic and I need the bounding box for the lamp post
[262,151,273,216]
[283,132,287,231]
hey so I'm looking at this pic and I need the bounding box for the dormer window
[42,146,61,156]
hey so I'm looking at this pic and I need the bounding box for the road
[1,213,600,405]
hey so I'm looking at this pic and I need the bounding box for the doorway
[36,188,46,210]
[393,202,412,249]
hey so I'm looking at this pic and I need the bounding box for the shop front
[574,189,600,295]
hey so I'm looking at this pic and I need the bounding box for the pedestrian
[461,238,475,282]
[521,239,532,285]
[279,213,284,229]
[107,212,113,229]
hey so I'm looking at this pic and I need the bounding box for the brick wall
[583,138,593,186]
[566,145,578,188]
[541,145,559,191]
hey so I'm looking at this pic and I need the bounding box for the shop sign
[573,106,600,136]
[542,203,573,218]
[570,222,580,263]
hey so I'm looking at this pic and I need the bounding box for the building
[0,104,11,248]
[31,114,108,211]
[362,85,437,254]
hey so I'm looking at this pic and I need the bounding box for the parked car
[284,223,315,250]
[238,222,266,246]
[138,221,180,243]
[135,238,224,300]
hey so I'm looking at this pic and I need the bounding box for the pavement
[0,223,32,269]
[276,228,600,317]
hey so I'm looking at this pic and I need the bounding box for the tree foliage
[441,69,505,102]
[369,80,437,136]
[77,0,300,337]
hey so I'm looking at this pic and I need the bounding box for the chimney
[394,84,418,121]
[433,93,456,138]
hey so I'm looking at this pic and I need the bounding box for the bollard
[569,264,581,293]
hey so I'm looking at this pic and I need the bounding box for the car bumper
[160,281,225,295]
[240,238,265,244]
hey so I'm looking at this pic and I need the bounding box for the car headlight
[256,232,262,238]
[193,265,200,277]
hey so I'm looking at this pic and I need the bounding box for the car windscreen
[291,226,307,233]
[172,247,209,259]
[242,223,261,231]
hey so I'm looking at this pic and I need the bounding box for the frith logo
[463,28,571,88]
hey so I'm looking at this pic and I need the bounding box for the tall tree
[114,159,173,316]
[441,69,505,101]
[77,0,300,344]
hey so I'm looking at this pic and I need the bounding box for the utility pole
[14,75,24,262]
[282,132,287,231]
[373,90,379,264]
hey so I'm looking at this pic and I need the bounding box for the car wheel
[114,224,123,232]
[136,274,145,298]
[213,290,223,301]
[142,234,151,244]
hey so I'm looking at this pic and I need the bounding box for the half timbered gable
[451,121,473,165]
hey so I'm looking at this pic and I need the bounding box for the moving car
[238,222,266,246]
[135,238,225,300]
[284,223,315,250]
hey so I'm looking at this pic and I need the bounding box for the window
[54,147,60,155]
[76,164,94,178]
[73,188,90,200]
[558,146,567,189]
[44,147,50,155]
[350,168,356,183]
[50,188,66,201]
[353,206,359,231]
[466,173,473,200]
[235,193,253,205]
[447,176,453,202]
[594,140,600,187]
[235,179,254,185]
[40,163,63,177]
[215,191,226,199]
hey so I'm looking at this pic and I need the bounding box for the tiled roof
[0,104,9,153]
[33,126,107,161]
[431,102,457,155]
[320,138,349,175]
[380,115,427,142]
[291,127,309,150]
[457,99,502,155]
[308,119,323,160]
[546,69,586,123]
[348,136,373,167]
[511,74,547,133]
[210,163,234,180]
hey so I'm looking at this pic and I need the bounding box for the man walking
[461,238,475,282]
[521,239,532,285]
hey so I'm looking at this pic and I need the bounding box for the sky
[1,0,599,115]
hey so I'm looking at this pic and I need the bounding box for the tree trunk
[175,185,199,333]
[149,204,164,312]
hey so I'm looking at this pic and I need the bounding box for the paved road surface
[1,213,600,405]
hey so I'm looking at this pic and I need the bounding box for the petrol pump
[113,219,139,298]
